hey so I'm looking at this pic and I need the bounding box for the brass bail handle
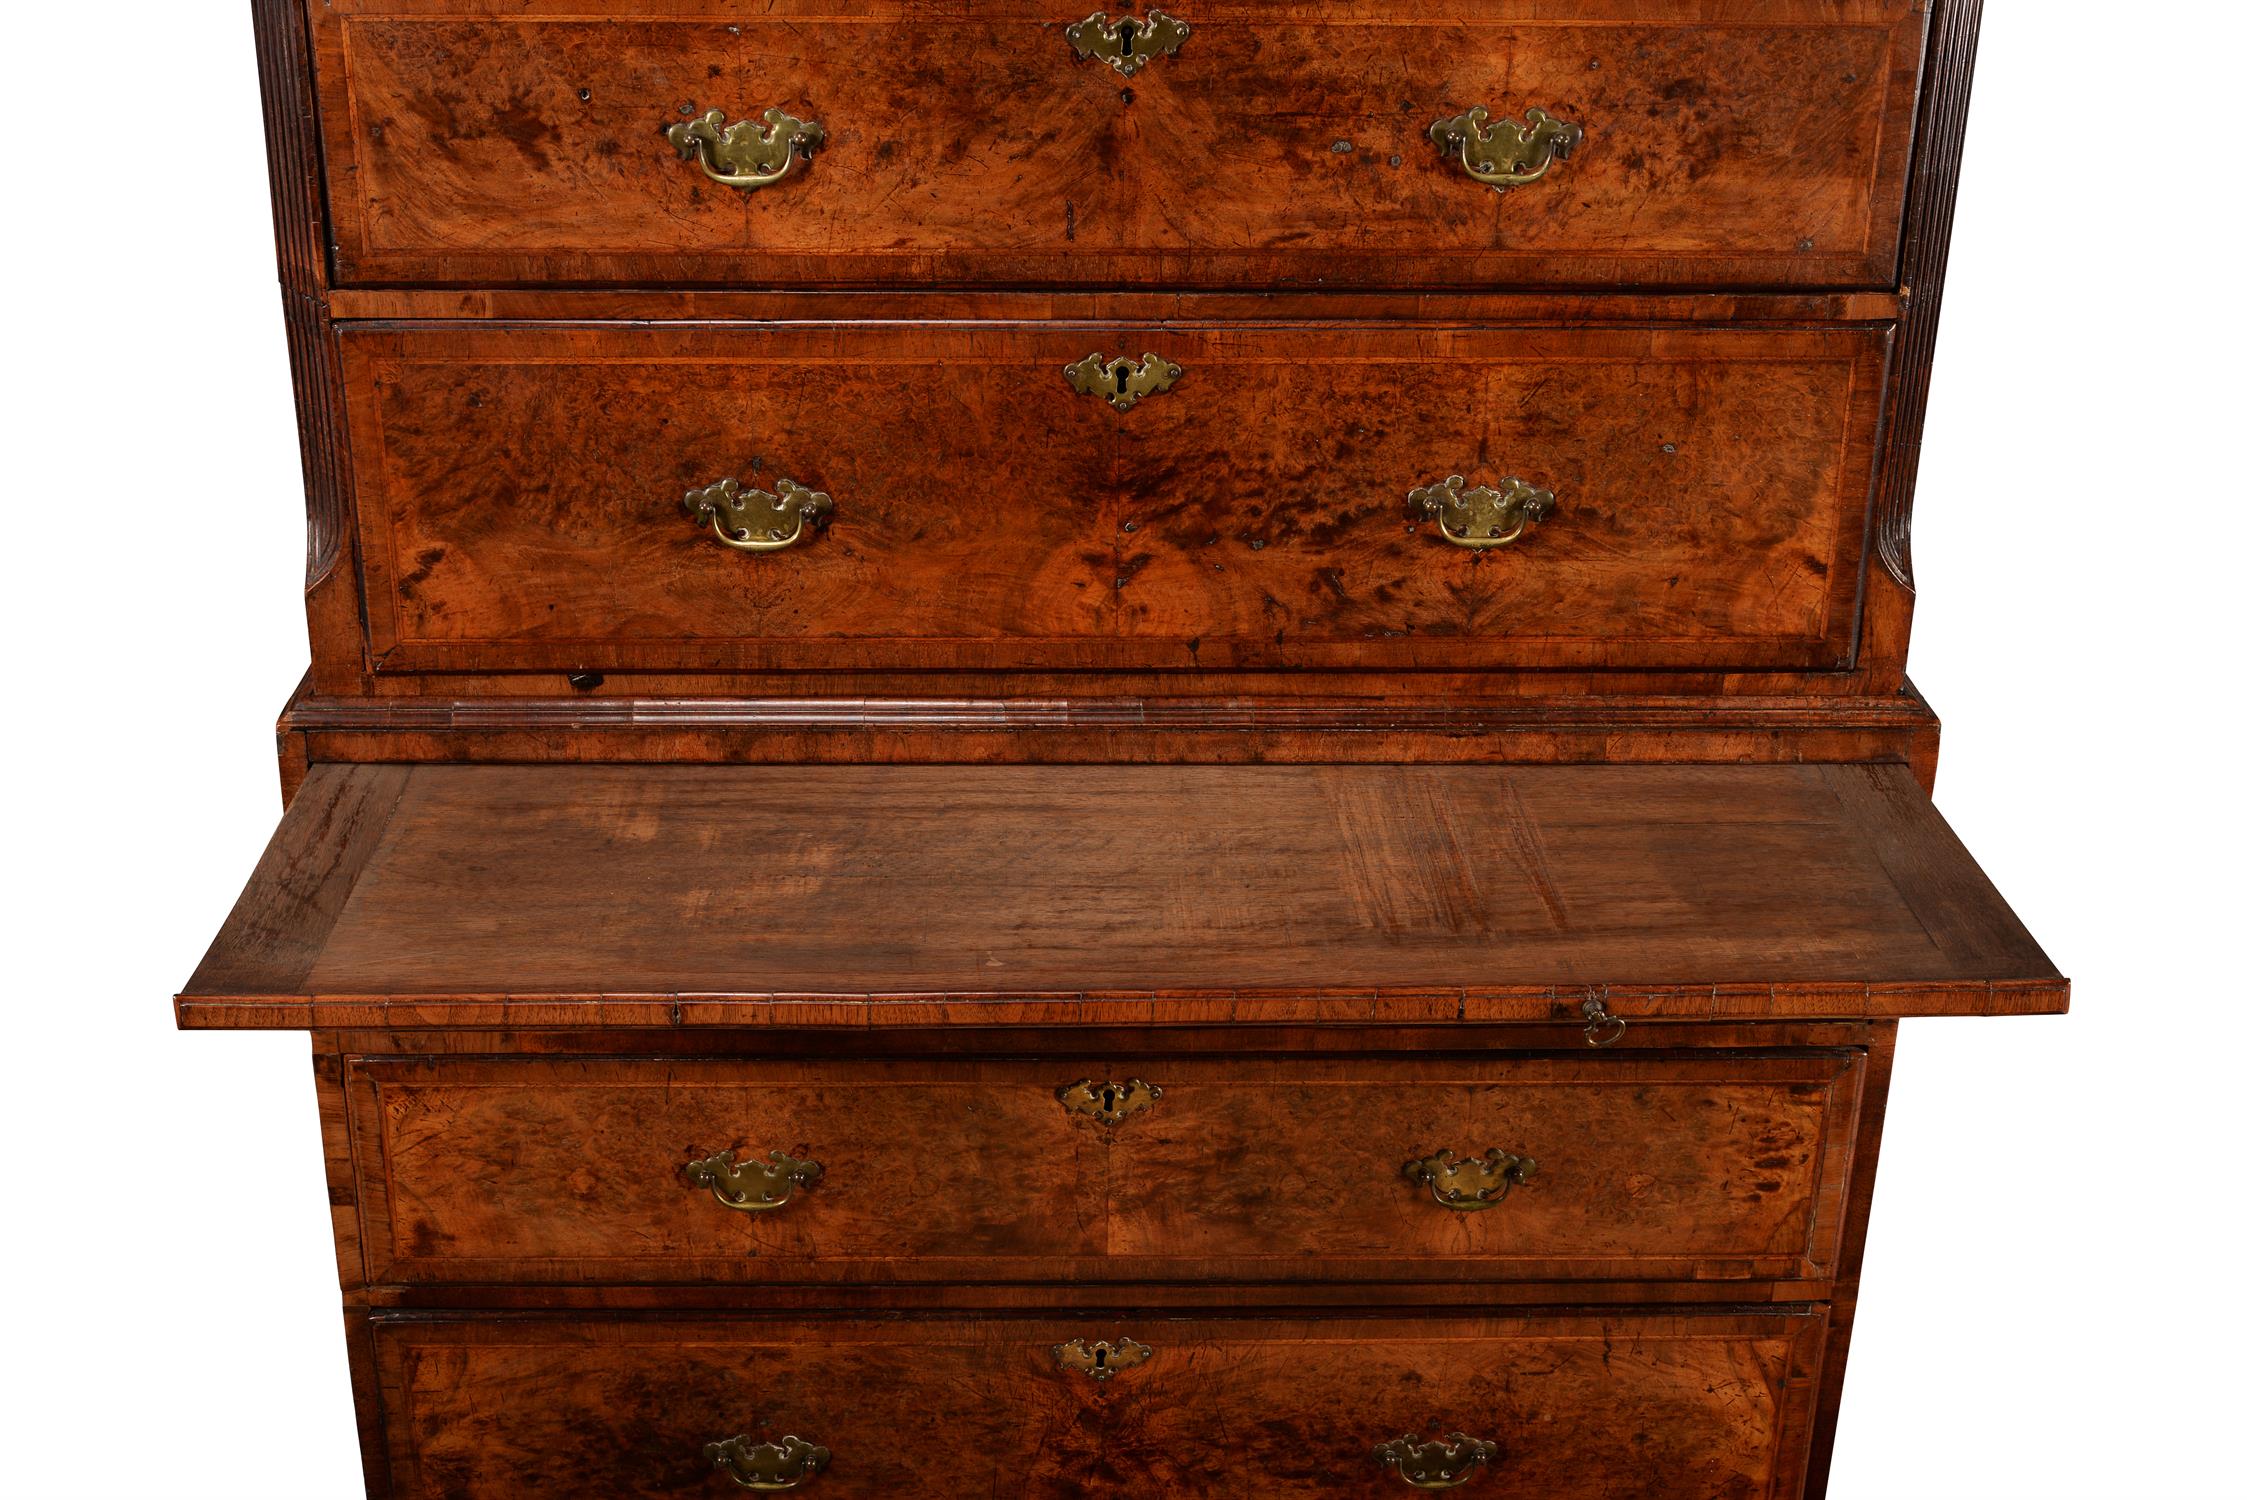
[1403,1148,1538,1211]
[1407,475,1557,550]
[667,106,825,192]
[683,477,835,553]
[1428,105,1583,190]
[1374,1433,1502,1489]
[684,1149,824,1212]
[705,1436,830,1491]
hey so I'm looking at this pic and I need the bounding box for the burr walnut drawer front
[338,320,1890,674]
[373,1310,1828,1498]
[313,1,1925,290]
[344,1052,1865,1285]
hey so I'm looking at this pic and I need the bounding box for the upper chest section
[308,0,1930,291]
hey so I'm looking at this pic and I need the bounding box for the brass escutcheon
[685,1149,824,1213]
[1053,1336,1154,1381]
[705,1436,830,1491]
[1428,105,1583,191]
[1065,10,1191,76]
[1374,1433,1502,1490]
[667,107,825,193]
[683,476,834,552]
[1404,1148,1538,1212]
[1065,351,1183,412]
[1056,1078,1163,1127]
[1406,475,1557,550]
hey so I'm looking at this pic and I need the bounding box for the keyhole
[1100,1085,1120,1112]
[1116,19,1139,56]
[1094,1348,1110,1371]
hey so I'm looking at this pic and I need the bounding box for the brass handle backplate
[686,1149,824,1212]
[706,1436,829,1490]
[1053,1336,1154,1381]
[1429,105,1583,190]
[1057,1078,1163,1127]
[1374,1434,1501,1490]
[1066,10,1191,75]
[667,107,824,192]
[1065,351,1183,412]
[1404,1148,1538,1212]
[684,477,834,552]
[1407,475,1557,550]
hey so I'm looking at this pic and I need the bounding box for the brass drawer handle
[685,1149,823,1213]
[1582,994,1628,1047]
[1053,1336,1154,1381]
[1404,1148,1537,1211]
[706,1436,829,1490]
[667,107,824,193]
[1066,10,1190,76]
[1407,475,1556,550]
[1429,105,1583,191]
[1374,1434,1501,1490]
[1065,351,1183,412]
[1057,1077,1163,1127]
[684,477,834,553]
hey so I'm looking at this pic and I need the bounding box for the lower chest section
[330,1037,1876,1499]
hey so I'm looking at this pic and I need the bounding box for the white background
[2,4,2241,1496]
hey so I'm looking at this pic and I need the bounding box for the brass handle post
[667,107,824,192]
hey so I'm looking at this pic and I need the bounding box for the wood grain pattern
[205,6,2037,1497]
[278,684,1946,794]
[180,760,2063,1027]
[373,1310,1827,1499]
[339,321,1890,674]
[324,288,1906,324]
[314,1,1925,291]
[342,1051,1862,1285]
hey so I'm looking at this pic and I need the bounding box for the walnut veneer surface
[190,1,2052,1495]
